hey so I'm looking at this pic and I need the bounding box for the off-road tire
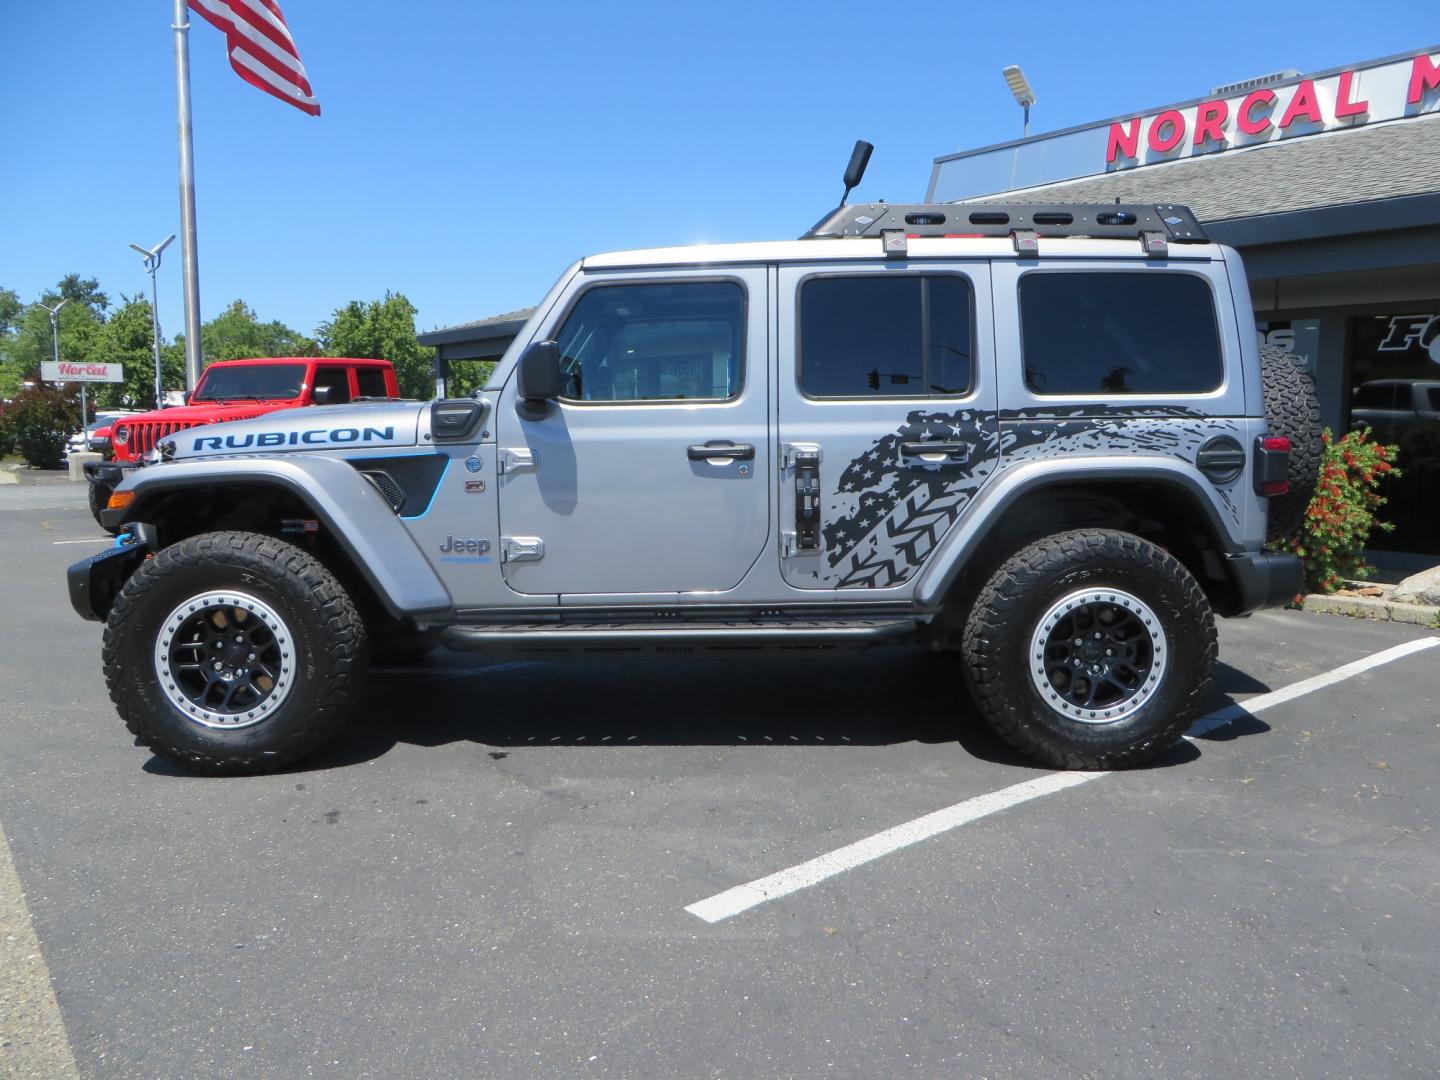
[1259,343,1322,543]
[88,480,118,535]
[961,528,1217,769]
[102,531,368,774]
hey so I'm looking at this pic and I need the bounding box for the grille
[361,470,406,512]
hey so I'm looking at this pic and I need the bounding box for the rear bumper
[1225,552,1304,615]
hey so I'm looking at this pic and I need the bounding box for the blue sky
[1,2,1432,340]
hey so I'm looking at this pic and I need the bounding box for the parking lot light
[1003,64,1037,137]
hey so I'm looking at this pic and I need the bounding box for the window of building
[1019,272,1223,395]
[799,275,972,398]
[355,367,388,398]
[554,281,744,402]
[1348,312,1440,554]
[312,366,352,404]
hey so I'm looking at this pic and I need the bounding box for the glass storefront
[1348,311,1440,555]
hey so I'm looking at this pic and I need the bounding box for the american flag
[189,0,320,116]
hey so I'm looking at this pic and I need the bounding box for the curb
[1302,593,1440,627]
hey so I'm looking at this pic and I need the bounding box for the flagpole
[172,0,203,391]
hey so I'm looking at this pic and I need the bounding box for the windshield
[193,363,307,402]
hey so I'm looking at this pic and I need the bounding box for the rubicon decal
[191,426,397,452]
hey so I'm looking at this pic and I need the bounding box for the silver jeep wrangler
[69,187,1320,774]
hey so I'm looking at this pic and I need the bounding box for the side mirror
[313,385,334,406]
[182,391,193,405]
[516,340,561,419]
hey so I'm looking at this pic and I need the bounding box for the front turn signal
[106,491,136,511]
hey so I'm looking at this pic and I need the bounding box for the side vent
[361,470,406,512]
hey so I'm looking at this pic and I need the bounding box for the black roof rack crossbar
[802,202,1208,244]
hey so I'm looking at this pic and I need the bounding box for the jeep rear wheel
[102,531,368,774]
[961,529,1217,769]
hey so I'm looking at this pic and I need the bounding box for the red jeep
[86,356,400,529]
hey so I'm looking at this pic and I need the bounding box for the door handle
[899,440,971,459]
[899,440,971,472]
[688,441,755,461]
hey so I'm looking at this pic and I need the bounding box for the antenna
[839,140,873,206]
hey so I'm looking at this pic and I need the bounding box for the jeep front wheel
[961,529,1217,769]
[102,531,368,774]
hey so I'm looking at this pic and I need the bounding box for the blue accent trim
[400,458,450,520]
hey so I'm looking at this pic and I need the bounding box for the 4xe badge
[464,455,483,473]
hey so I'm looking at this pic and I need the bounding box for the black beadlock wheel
[1259,343,1322,543]
[961,528,1217,769]
[102,531,369,774]
[88,480,118,535]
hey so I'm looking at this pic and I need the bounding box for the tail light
[1254,435,1291,497]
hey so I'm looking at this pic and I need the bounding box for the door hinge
[500,536,545,563]
[781,442,821,470]
[498,448,538,474]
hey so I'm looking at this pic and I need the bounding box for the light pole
[129,235,176,408]
[1002,65,1037,137]
[38,298,83,444]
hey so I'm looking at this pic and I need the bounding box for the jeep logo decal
[191,426,397,452]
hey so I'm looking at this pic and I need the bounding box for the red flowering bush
[1288,427,1400,593]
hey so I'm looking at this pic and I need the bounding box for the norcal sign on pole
[41,361,125,384]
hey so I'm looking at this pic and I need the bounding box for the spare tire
[1259,343,1322,543]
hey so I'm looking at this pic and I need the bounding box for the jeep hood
[165,401,425,460]
[122,401,301,426]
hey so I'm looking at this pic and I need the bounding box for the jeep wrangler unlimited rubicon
[84,355,400,532]
[67,193,1320,775]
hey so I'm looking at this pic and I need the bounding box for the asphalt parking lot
[2,489,1438,1079]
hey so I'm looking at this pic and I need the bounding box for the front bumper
[83,459,137,487]
[1225,552,1304,615]
[67,535,151,621]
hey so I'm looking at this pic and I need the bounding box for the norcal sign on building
[1106,51,1440,168]
[926,46,1440,203]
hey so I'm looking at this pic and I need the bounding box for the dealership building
[424,46,1440,563]
[931,45,1440,562]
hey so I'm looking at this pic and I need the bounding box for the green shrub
[1288,427,1400,593]
[0,386,79,469]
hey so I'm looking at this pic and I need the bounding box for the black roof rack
[801,202,1208,246]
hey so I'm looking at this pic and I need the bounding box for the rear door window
[799,275,973,398]
[313,366,352,404]
[1019,272,1222,395]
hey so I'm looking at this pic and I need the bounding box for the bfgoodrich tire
[88,480,118,535]
[961,529,1217,769]
[102,531,368,774]
[1260,343,1322,543]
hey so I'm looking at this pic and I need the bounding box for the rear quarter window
[1019,272,1223,395]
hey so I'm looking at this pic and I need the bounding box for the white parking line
[685,636,1440,924]
[50,538,111,546]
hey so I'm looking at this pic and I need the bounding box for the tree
[318,292,436,399]
[199,300,318,362]
[1,280,107,395]
[45,274,110,320]
[93,296,185,410]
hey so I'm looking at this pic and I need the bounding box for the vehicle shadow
[140,647,1274,777]
[290,646,1268,774]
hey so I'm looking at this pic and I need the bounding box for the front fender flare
[109,456,452,617]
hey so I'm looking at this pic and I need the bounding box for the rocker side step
[441,618,922,657]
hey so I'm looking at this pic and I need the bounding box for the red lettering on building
[1334,70,1369,118]
[1409,53,1440,104]
[1278,79,1323,128]
[1237,88,1277,135]
[1147,110,1186,153]
[1192,99,1229,145]
[1106,117,1141,163]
